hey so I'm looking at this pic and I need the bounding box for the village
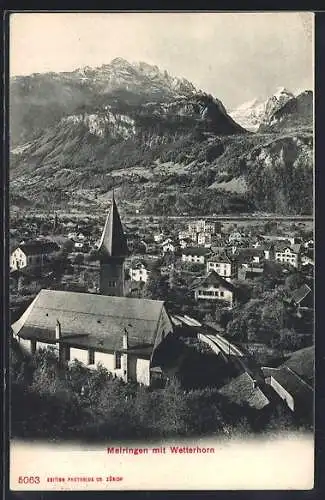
[9,194,314,440]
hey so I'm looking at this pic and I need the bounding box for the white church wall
[136,358,150,386]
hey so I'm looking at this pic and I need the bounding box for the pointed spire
[97,191,128,258]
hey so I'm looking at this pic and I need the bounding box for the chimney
[55,319,61,341]
[252,379,257,389]
[123,328,128,350]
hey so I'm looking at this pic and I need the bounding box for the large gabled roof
[191,270,235,291]
[182,247,211,257]
[97,192,128,259]
[15,241,60,256]
[290,284,312,305]
[261,365,313,408]
[218,372,270,410]
[282,346,314,385]
[11,289,166,352]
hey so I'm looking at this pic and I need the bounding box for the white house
[161,239,176,253]
[10,241,60,272]
[188,219,205,234]
[206,252,235,279]
[178,230,190,241]
[154,233,165,243]
[274,243,301,269]
[11,289,174,386]
[191,271,235,308]
[197,232,212,247]
[129,262,150,283]
[181,247,211,265]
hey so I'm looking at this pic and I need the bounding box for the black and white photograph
[8,11,314,490]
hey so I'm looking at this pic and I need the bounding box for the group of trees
[11,342,308,441]
[226,275,313,352]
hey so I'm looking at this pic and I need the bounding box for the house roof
[191,270,235,291]
[275,242,301,253]
[218,372,270,410]
[11,289,166,353]
[15,241,60,256]
[261,365,313,408]
[282,346,314,385]
[182,247,211,257]
[234,248,265,263]
[208,252,232,264]
[97,192,128,259]
[290,284,312,305]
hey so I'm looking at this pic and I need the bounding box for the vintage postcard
[8,11,314,491]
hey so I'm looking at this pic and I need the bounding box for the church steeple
[98,191,128,297]
[98,191,128,259]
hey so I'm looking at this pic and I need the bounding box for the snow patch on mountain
[229,87,295,132]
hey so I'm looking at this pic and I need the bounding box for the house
[68,232,78,241]
[197,232,212,247]
[10,241,60,272]
[261,235,296,246]
[303,239,314,250]
[154,232,165,243]
[191,271,236,308]
[237,265,264,280]
[205,222,220,235]
[178,230,190,241]
[161,239,176,254]
[179,238,190,249]
[274,243,302,269]
[206,252,236,280]
[260,242,274,260]
[228,231,244,243]
[284,284,313,317]
[129,262,150,283]
[235,248,265,267]
[181,247,211,265]
[262,364,313,417]
[218,372,270,410]
[188,219,205,234]
[11,289,174,386]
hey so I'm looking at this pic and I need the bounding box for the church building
[11,193,174,386]
[97,191,129,296]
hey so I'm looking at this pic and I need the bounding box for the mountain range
[10,58,313,216]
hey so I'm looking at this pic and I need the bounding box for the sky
[10,12,313,109]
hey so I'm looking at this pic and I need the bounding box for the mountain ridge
[10,59,313,216]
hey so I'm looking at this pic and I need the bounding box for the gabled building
[10,241,60,272]
[234,248,265,267]
[262,365,313,418]
[129,261,150,283]
[284,284,313,317]
[191,270,236,308]
[197,232,212,247]
[274,243,302,269]
[161,239,176,254]
[206,252,236,280]
[11,289,174,386]
[181,247,211,265]
[218,371,270,410]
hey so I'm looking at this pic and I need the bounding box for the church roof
[97,192,128,258]
[11,289,166,352]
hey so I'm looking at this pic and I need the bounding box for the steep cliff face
[243,134,313,214]
[259,91,313,132]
